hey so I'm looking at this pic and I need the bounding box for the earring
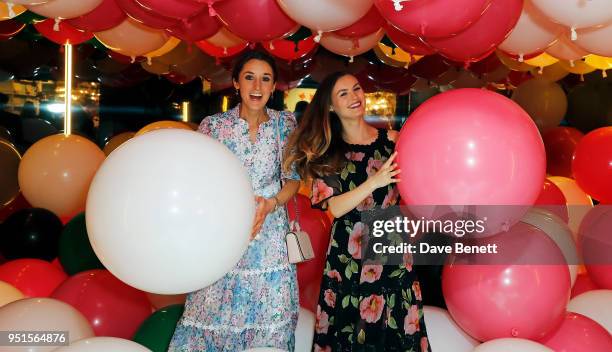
[235,88,240,96]
[329,106,334,112]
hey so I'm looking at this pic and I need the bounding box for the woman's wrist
[271,196,280,211]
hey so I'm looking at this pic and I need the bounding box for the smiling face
[330,74,366,120]
[233,59,276,112]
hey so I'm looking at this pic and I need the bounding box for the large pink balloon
[427,0,523,63]
[94,18,170,57]
[396,89,545,233]
[384,23,435,56]
[215,0,298,42]
[575,23,612,57]
[115,0,179,29]
[67,0,127,32]
[133,0,206,20]
[27,0,103,19]
[539,312,612,352]
[334,6,386,38]
[579,205,612,290]
[374,0,491,38]
[443,222,571,341]
[531,0,612,32]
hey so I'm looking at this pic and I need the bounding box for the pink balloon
[539,312,612,352]
[571,273,600,299]
[396,89,545,235]
[167,9,220,42]
[374,0,491,38]
[334,6,386,38]
[534,178,569,223]
[67,0,126,32]
[579,205,612,289]
[385,23,436,56]
[215,0,298,42]
[427,0,523,63]
[443,223,571,341]
[133,0,206,20]
[115,0,179,29]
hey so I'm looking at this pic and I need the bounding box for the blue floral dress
[168,104,300,351]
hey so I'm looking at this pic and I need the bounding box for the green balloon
[285,26,312,43]
[58,212,105,275]
[133,304,184,352]
[567,81,612,133]
[14,11,46,25]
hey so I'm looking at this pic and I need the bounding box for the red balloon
[334,6,386,38]
[535,179,569,223]
[51,269,152,338]
[0,259,67,297]
[539,312,612,352]
[542,127,584,178]
[571,273,600,298]
[428,0,523,63]
[385,23,435,55]
[115,0,180,29]
[375,0,491,38]
[67,0,126,32]
[0,20,26,40]
[505,70,532,86]
[133,0,206,20]
[50,257,65,272]
[286,194,331,309]
[195,39,247,58]
[34,19,93,45]
[264,36,317,62]
[167,10,220,42]
[572,127,612,203]
[443,223,571,341]
[215,0,298,42]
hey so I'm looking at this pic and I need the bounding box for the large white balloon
[54,337,151,351]
[531,0,612,32]
[498,1,562,58]
[86,129,254,294]
[567,290,612,332]
[277,0,373,35]
[546,35,589,61]
[295,308,315,352]
[423,306,479,352]
[576,23,612,57]
[473,338,554,352]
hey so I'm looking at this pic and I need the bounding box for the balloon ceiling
[0,0,611,93]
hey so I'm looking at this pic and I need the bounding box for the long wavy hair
[283,71,351,179]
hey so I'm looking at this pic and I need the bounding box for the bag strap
[276,112,300,226]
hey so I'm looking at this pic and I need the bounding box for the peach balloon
[95,18,169,58]
[103,132,135,156]
[576,24,612,57]
[546,35,589,61]
[27,0,102,19]
[0,281,24,308]
[135,121,192,136]
[511,78,567,131]
[0,3,26,19]
[549,176,594,237]
[278,0,373,34]
[320,29,385,60]
[18,134,105,218]
[0,298,94,351]
[146,292,187,310]
[205,26,246,49]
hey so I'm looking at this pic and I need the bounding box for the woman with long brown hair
[285,72,430,351]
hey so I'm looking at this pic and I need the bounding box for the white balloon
[86,129,254,294]
[575,23,612,57]
[521,208,579,287]
[546,34,589,61]
[295,308,315,352]
[54,337,151,352]
[567,290,612,332]
[320,29,385,59]
[277,0,373,34]
[473,338,553,352]
[423,306,479,352]
[531,0,612,31]
[498,2,562,57]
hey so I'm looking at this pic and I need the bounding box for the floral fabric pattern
[168,105,299,352]
[310,129,430,352]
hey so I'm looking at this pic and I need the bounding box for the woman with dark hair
[284,72,430,351]
[169,50,300,351]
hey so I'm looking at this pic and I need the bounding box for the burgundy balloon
[0,20,26,40]
[468,51,502,75]
[67,0,126,32]
[408,54,450,80]
[427,0,523,63]
[167,10,221,42]
[134,0,206,20]
[215,0,298,42]
[385,23,435,55]
[334,6,386,38]
[115,0,180,29]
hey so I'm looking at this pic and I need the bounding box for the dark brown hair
[231,50,278,83]
[283,71,352,179]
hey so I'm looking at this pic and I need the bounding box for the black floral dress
[310,129,430,352]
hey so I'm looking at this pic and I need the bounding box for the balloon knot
[53,18,61,32]
[7,2,15,18]
[207,2,217,17]
[570,27,577,41]
[314,30,323,43]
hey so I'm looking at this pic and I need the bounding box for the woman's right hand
[366,151,401,190]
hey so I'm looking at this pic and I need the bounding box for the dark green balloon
[133,304,184,352]
[566,81,612,133]
[0,208,62,260]
[285,26,312,43]
[14,11,46,25]
[58,212,105,275]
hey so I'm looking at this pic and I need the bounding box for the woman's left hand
[251,196,277,239]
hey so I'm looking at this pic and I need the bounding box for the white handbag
[276,113,314,264]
